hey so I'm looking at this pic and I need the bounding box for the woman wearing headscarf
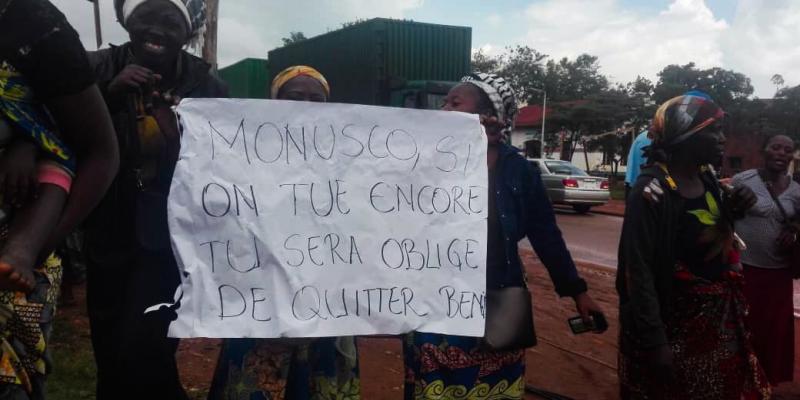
[0,66,75,398]
[83,0,226,398]
[403,73,604,399]
[1,0,119,398]
[732,134,799,387]
[617,94,769,399]
[208,66,359,400]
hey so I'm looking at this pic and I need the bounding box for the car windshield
[544,161,588,176]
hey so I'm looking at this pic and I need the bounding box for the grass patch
[610,180,626,201]
[47,317,96,400]
[610,186,625,201]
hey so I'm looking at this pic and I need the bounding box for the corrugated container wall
[267,19,471,105]
[218,58,270,99]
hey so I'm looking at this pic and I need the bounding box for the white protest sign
[167,98,488,338]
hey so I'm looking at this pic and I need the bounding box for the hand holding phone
[568,311,608,334]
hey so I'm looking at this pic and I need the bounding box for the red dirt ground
[56,248,800,399]
[591,199,626,217]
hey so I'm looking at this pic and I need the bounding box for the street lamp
[531,88,547,157]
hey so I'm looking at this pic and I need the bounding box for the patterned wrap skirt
[0,254,62,399]
[619,268,771,400]
[209,337,360,400]
[403,333,526,400]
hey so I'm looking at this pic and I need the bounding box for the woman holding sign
[403,73,605,399]
[208,66,361,400]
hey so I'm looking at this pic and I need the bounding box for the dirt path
[52,249,800,399]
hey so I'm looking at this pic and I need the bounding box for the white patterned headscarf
[461,72,519,140]
[114,0,207,43]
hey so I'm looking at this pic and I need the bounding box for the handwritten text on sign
[167,99,488,338]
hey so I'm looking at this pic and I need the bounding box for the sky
[51,0,799,98]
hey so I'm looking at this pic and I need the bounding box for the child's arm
[42,87,119,255]
[0,137,39,207]
[0,162,70,292]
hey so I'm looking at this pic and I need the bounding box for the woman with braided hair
[403,73,604,400]
[617,94,770,399]
[83,0,226,398]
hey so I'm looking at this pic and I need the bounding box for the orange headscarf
[270,66,330,99]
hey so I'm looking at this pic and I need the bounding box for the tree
[623,75,656,154]
[756,85,800,139]
[470,49,503,74]
[281,31,307,46]
[466,46,650,168]
[473,47,630,165]
[553,90,636,134]
[772,74,785,87]
[341,19,368,29]
[547,89,638,163]
[652,63,754,109]
[468,46,610,106]
[772,74,785,95]
[542,54,609,103]
[497,46,548,104]
[627,75,654,97]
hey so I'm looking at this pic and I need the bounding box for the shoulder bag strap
[760,172,791,224]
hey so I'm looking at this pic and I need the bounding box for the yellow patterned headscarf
[270,66,330,100]
[0,68,76,175]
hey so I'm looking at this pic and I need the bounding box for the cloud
[49,0,128,50]
[49,0,424,66]
[520,0,728,85]
[473,43,498,56]
[722,0,800,97]
[43,0,800,97]
[217,16,271,66]
[215,0,423,66]
[515,0,800,97]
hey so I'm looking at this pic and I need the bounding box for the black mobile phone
[568,312,608,334]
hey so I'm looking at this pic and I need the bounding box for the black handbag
[483,286,537,352]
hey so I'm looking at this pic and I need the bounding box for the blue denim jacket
[491,144,587,297]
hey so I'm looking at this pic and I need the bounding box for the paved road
[520,207,623,268]
[535,206,800,316]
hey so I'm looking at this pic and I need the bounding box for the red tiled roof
[517,104,544,127]
[516,100,590,127]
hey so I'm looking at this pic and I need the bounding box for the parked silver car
[529,159,610,214]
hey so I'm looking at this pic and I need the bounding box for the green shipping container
[267,18,471,105]
[218,58,270,99]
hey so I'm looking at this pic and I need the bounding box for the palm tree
[772,74,785,96]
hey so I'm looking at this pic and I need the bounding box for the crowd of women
[0,0,798,399]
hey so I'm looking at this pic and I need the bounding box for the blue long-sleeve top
[625,131,651,185]
[490,144,588,297]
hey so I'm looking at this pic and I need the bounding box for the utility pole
[531,87,547,158]
[202,0,219,70]
[540,91,547,155]
[88,0,102,48]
